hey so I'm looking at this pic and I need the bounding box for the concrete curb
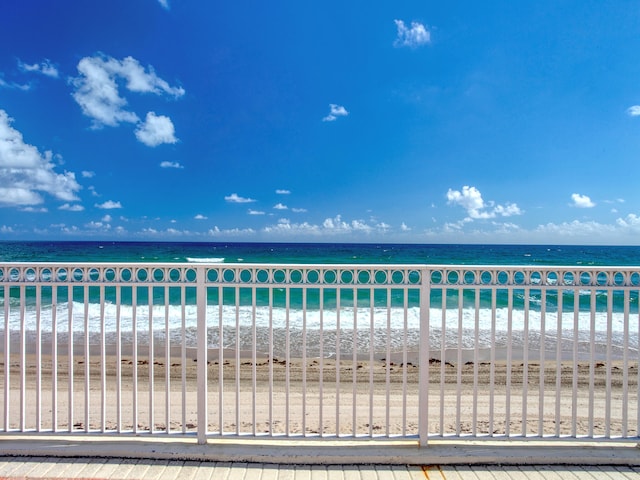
[0,435,638,466]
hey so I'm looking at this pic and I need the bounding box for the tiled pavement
[0,457,639,479]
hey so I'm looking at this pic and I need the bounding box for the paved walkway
[0,457,639,479]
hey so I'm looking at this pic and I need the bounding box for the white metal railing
[0,263,638,447]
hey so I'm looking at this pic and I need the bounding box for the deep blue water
[1,241,639,266]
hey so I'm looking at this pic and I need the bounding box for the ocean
[1,241,640,265]
[1,242,639,358]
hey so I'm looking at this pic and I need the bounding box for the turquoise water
[1,241,640,265]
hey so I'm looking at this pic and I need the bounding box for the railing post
[419,267,430,447]
[196,266,208,444]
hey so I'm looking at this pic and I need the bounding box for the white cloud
[291,207,308,213]
[18,59,59,78]
[570,193,595,208]
[71,54,184,132]
[0,110,81,207]
[58,203,84,211]
[160,160,183,169]
[394,20,431,48]
[627,105,640,116]
[102,214,112,222]
[21,206,48,213]
[263,215,389,237]
[95,200,122,209]
[225,193,256,203]
[207,226,256,237]
[0,76,30,91]
[274,203,288,210]
[81,170,95,178]
[322,104,349,122]
[158,0,169,10]
[248,209,265,215]
[194,214,207,220]
[135,112,178,146]
[401,222,411,231]
[446,186,522,220]
[276,189,290,194]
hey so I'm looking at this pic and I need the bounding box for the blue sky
[1,1,640,244]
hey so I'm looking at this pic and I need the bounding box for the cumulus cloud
[274,203,288,210]
[58,203,84,211]
[135,112,178,146]
[95,200,122,209]
[263,215,389,237]
[70,54,184,143]
[627,105,640,116]
[160,161,183,169]
[225,193,256,203]
[394,20,431,48]
[446,186,522,220]
[0,110,81,207]
[81,170,95,178]
[322,104,349,122]
[570,193,595,208]
[276,189,290,194]
[248,209,265,215]
[194,214,207,220]
[18,59,59,78]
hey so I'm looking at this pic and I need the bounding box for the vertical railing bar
[132,285,138,434]
[83,284,89,433]
[218,284,224,435]
[267,286,273,436]
[489,287,496,437]
[116,286,122,434]
[164,285,170,435]
[319,287,324,438]
[36,285,42,431]
[539,287,546,437]
[352,286,357,437]
[588,290,596,437]
[196,266,208,444]
[235,285,240,436]
[369,286,374,438]
[100,285,106,432]
[180,285,186,435]
[385,286,391,437]
[440,288,446,436]
[473,286,480,437]
[302,286,308,437]
[572,286,579,438]
[456,284,463,437]
[3,284,10,432]
[505,285,513,437]
[148,285,154,435]
[522,285,529,437]
[402,286,408,438]
[336,286,341,437]
[19,285,25,431]
[67,285,73,433]
[418,267,430,447]
[605,289,613,438]
[285,286,290,437]
[52,285,58,432]
[252,285,257,437]
[637,289,640,439]
[622,289,630,438]
[555,286,563,437]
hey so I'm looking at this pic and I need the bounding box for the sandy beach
[1,349,637,439]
